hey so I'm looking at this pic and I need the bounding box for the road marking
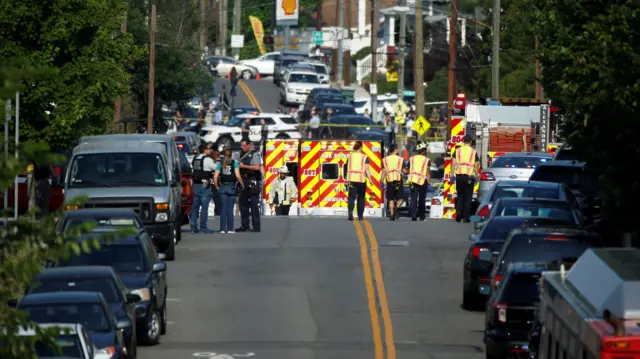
[166,298,180,301]
[193,353,255,358]
[363,220,397,359]
[353,220,384,359]
[237,81,263,113]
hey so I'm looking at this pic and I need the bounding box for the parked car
[273,56,302,86]
[478,152,553,202]
[238,52,280,76]
[316,103,357,116]
[230,106,260,117]
[56,208,144,234]
[18,323,115,359]
[200,113,301,148]
[204,56,259,79]
[280,71,328,106]
[297,61,330,83]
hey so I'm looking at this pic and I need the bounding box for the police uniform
[191,153,216,232]
[383,153,404,220]
[346,150,369,220]
[453,142,479,222]
[408,146,431,221]
[237,149,262,232]
[211,157,222,216]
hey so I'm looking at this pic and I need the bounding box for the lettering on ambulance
[318,152,347,208]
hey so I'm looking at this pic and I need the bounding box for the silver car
[478,152,553,202]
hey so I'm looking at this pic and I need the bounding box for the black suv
[484,262,544,359]
[60,228,169,345]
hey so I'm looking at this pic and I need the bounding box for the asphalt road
[137,217,485,359]
[217,78,281,114]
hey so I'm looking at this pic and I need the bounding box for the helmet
[278,166,289,174]
[416,141,428,151]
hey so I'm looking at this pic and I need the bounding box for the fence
[355,46,388,83]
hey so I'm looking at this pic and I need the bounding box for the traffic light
[453,93,466,116]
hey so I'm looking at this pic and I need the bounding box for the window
[25,304,111,332]
[289,74,319,84]
[30,278,121,303]
[64,217,139,231]
[343,163,348,180]
[491,156,550,169]
[65,243,147,273]
[263,118,276,125]
[286,162,298,186]
[179,151,192,174]
[313,65,328,74]
[321,163,339,180]
[279,116,297,124]
[502,273,541,304]
[220,57,236,64]
[69,153,168,187]
[36,335,83,358]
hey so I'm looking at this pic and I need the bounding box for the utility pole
[200,0,208,50]
[336,0,344,84]
[446,0,458,139]
[147,5,156,134]
[4,100,9,225]
[396,0,406,97]
[370,0,378,122]
[343,0,352,85]
[491,0,500,97]
[232,0,242,57]
[113,11,127,126]
[414,0,424,118]
[535,37,543,98]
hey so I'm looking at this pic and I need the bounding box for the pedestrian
[452,135,480,223]
[237,139,262,232]
[308,111,320,138]
[268,166,297,215]
[381,144,406,220]
[319,107,333,138]
[363,108,370,118]
[277,107,284,114]
[230,67,239,99]
[346,141,372,221]
[34,162,52,218]
[240,116,251,142]
[190,144,216,233]
[214,147,244,233]
[209,145,222,216]
[408,141,431,221]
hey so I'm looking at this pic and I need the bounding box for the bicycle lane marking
[363,219,397,359]
[353,220,384,359]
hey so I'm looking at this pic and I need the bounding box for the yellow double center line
[354,220,396,359]
[237,80,263,113]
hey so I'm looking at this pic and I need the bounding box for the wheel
[241,70,252,79]
[175,220,182,243]
[218,136,233,149]
[141,307,161,345]
[164,231,176,261]
[462,288,476,310]
[275,133,289,139]
[160,300,168,335]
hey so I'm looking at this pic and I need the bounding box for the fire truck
[532,248,640,359]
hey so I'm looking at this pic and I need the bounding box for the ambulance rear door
[263,140,299,203]
[317,142,349,213]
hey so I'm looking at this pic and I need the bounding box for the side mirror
[115,318,133,330]
[470,215,482,223]
[126,293,141,303]
[478,250,493,262]
[158,253,166,261]
[152,262,167,273]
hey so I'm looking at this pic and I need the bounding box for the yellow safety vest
[383,154,404,182]
[347,152,367,183]
[455,145,477,175]
[409,155,430,185]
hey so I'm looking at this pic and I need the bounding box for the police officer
[267,166,298,215]
[408,141,431,221]
[236,139,262,232]
[190,144,216,233]
[208,144,222,216]
[452,135,480,223]
[381,144,406,221]
[346,141,372,221]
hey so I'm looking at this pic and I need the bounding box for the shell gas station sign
[276,0,298,25]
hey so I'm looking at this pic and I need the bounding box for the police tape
[298,123,446,129]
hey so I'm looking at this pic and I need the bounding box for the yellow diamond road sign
[413,115,431,136]
[393,99,408,124]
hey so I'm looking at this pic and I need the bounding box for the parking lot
[137,217,485,359]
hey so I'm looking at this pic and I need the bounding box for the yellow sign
[26,164,34,173]
[386,71,398,82]
[392,99,408,124]
[412,116,431,136]
[249,16,266,55]
[282,0,297,15]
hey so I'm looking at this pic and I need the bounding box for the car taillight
[471,246,489,259]
[545,235,569,241]
[476,205,489,217]
[480,171,495,181]
[493,275,502,289]
[495,302,507,323]
[431,198,441,205]
[177,144,184,150]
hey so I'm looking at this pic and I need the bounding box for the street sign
[412,116,431,136]
[403,90,415,97]
[231,35,244,48]
[277,0,299,25]
[312,31,323,45]
[392,99,408,124]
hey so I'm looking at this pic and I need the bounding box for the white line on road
[166,298,180,301]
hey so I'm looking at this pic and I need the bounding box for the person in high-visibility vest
[381,144,407,221]
[346,141,372,221]
[452,135,481,223]
[408,141,431,221]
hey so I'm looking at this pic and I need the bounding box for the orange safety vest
[409,155,430,185]
[383,154,404,182]
[455,145,477,175]
[347,152,367,183]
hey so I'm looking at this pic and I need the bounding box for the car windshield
[24,304,111,332]
[495,202,576,222]
[490,186,559,201]
[503,273,541,304]
[225,117,245,127]
[35,335,84,358]
[30,278,120,303]
[312,65,328,74]
[282,59,298,67]
[491,156,550,169]
[69,153,167,187]
[327,106,356,115]
[279,116,297,124]
[499,239,590,273]
[65,243,147,273]
[317,96,344,104]
[63,217,138,231]
[289,74,319,83]
[480,218,574,240]
[353,101,367,108]
[530,166,599,193]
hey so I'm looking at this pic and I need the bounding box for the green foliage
[0,0,143,149]
[424,69,449,102]
[523,0,640,233]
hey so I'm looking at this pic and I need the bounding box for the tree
[0,0,143,150]
[524,0,640,237]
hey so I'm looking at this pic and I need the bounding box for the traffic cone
[256,72,261,80]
